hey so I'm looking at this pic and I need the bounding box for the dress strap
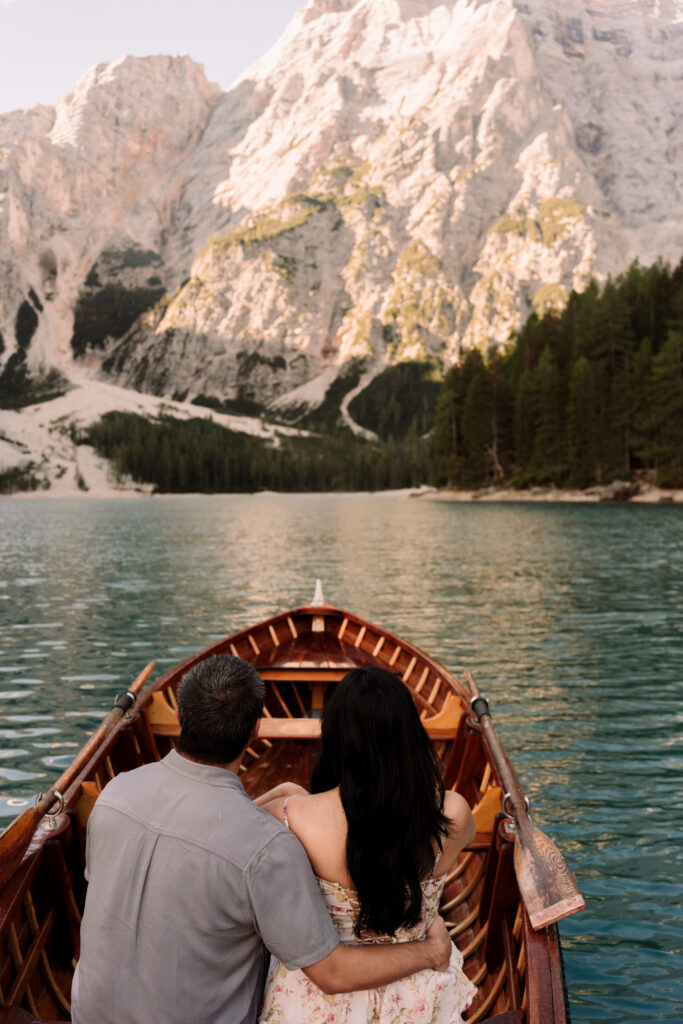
[282,797,290,830]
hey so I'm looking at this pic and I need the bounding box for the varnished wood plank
[7,911,55,1007]
[441,859,486,913]
[465,962,508,1023]
[414,666,430,694]
[461,920,488,958]
[427,677,441,704]
[257,716,479,742]
[259,719,321,739]
[291,685,308,717]
[310,682,325,715]
[259,669,346,682]
[502,911,521,1011]
[402,656,417,681]
[447,902,479,939]
[24,894,70,1017]
[240,740,313,800]
[388,644,402,666]
[269,683,294,718]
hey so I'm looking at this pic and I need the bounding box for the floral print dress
[259,808,476,1024]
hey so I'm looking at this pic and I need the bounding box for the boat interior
[0,597,570,1024]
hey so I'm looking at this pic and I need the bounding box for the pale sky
[0,0,305,114]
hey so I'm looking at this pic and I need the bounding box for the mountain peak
[50,55,219,150]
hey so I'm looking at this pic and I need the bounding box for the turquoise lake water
[0,495,681,1022]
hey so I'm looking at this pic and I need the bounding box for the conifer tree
[567,356,599,486]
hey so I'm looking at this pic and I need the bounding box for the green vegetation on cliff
[348,362,441,440]
[0,294,68,409]
[71,284,165,356]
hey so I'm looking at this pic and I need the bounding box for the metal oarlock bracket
[114,689,137,719]
[502,790,530,819]
[39,790,64,830]
[469,694,490,719]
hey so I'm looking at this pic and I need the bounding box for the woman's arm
[253,782,308,808]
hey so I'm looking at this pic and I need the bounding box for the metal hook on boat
[39,790,65,830]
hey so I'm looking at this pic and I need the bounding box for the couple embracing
[72,655,476,1024]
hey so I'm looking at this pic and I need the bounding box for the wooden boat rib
[0,589,579,1024]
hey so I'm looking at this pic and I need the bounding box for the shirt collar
[162,749,246,791]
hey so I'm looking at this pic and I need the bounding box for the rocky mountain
[1,0,683,476]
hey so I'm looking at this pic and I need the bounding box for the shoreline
[3,483,682,503]
[420,483,682,504]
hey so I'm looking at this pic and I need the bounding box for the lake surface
[0,495,681,1023]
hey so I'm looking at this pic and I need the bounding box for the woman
[255,666,477,1024]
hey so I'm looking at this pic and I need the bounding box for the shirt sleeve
[246,829,340,971]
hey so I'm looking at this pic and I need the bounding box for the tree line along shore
[1,257,681,497]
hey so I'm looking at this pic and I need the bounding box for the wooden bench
[145,690,464,741]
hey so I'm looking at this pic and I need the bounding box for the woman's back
[257,667,478,1024]
[267,787,475,896]
[258,789,477,1024]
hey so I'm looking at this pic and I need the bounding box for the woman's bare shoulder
[259,789,335,826]
[436,790,476,869]
[444,789,474,829]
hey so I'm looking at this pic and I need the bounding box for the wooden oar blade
[514,826,586,930]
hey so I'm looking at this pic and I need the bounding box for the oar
[463,669,585,930]
[0,660,156,892]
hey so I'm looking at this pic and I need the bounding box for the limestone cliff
[1,0,683,425]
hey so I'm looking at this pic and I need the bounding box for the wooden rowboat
[0,585,584,1024]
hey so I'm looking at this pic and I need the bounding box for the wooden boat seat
[146,690,464,741]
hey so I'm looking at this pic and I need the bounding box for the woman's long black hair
[311,667,449,937]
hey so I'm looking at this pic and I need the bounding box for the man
[71,655,452,1024]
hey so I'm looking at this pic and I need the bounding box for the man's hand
[424,915,452,972]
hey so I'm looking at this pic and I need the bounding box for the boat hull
[0,600,572,1024]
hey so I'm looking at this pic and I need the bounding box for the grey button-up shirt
[71,750,339,1024]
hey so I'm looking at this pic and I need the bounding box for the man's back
[71,751,338,1024]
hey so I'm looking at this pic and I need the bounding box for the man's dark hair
[176,655,265,765]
